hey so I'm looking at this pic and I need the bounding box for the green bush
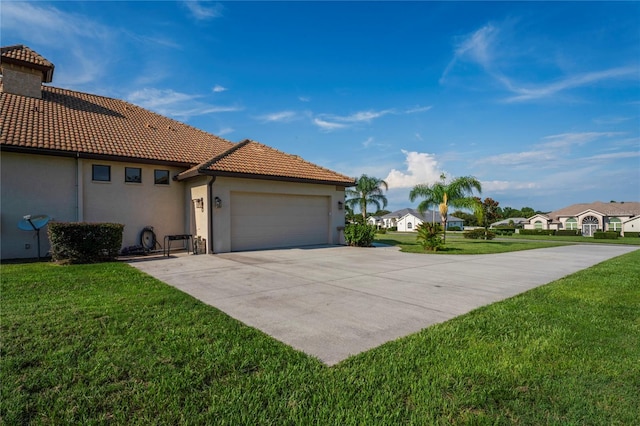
[388,226,398,232]
[494,228,515,236]
[344,223,377,247]
[593,231,618,240]
[48,222,124,263]
[463,228,496,240]
[624,231,639,238]
[556,230,581,236]
[416,222,443,251]
[447,226,462,231]
[376,228,387,234]
[519,229,556,236]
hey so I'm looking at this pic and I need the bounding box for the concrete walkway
[129,244,636,365]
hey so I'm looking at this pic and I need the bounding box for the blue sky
[3,1,639,213]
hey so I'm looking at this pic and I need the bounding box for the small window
[566,218,578,230]
[154,169,170,185]
[534,220,543,230]
[125,167,142,183]
[92,164,111,182]
[407,222,413,229]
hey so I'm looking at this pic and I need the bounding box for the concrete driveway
[129,244,636,365]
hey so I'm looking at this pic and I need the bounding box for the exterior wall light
[214,196,222,209]
[193,198,204,211]
[338,201,343,210]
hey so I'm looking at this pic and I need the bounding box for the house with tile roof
[523,201,640,236]
[1,45,355,259]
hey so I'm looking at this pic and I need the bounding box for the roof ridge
[195,139,252,172]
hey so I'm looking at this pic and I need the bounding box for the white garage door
[230,192,330,251]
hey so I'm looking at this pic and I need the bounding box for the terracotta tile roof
[178,139,355,185]
[546,201,640,221]
[1,45,54,82]
[1,85,235,165]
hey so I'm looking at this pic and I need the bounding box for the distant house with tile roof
[523,201,640,236]
[1,45,354,259]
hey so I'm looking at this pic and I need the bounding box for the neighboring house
[523,201,640,237]
[623,216,640,235]
[392,209,463,232]
[490,217,528,228]
[367,216,383,228]
[1,45,354,259]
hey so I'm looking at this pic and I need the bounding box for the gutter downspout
[75,153,84,222]
[207,176,216,254]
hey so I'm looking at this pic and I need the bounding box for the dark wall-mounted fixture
[193,198,204,212]
[214,196,222,209]
[338,201,344,210]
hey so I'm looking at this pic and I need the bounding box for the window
[154,169,170,185]
[609,217,622,232]
[534,220,543,230]
[566,217,578,230]
[92,164,110,182]
[125,167,142,183]
[407,222,413,229]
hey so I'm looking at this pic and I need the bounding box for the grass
[497,233,640,245]
[2,250,639,424]
[375,232,570,254]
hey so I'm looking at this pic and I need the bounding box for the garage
[230,192,331,251]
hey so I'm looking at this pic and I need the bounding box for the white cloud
[217,127,234,136]
[183,1,223,20]
[313,118,348,131]
[502,66,638,103]
[384,150,443,189]
[257,111,297,123]
[441,24,498,83]
[362,137,374,148]
[298,96,311,102]
[405,105,432,114]
[584,151,640,161]
[212,85,228,93]
[127,88,240,119]
[481,180,538,192]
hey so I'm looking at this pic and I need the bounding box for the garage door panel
[230,192,330,251]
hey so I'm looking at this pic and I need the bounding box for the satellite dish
[18,214,51,231]
[18,214,51,259]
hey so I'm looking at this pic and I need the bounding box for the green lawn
[376,231,640,254]
[2,250,639,424]
[375,232,569,254]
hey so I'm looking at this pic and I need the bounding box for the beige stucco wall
[1,152,77,259]
[81,160,186,251]
[1,153,188,259]
[209,176,346,253]
[622,216,640,235]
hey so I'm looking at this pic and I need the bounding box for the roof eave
[180,169,354,186]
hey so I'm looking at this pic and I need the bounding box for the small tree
[345,174,389,221]
[416,222,443,252]
[476,197,501,239]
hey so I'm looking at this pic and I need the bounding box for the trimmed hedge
[48,222,124,263]
[344,223,377,247]
[624,232,640,238]
[448,226,462,231]
[494,228,515,236]
[556,230,581,236]
[519,229,556,236]
[593,231,618,240]
[463,228,496,240]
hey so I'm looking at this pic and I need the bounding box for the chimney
[1,45,54,99]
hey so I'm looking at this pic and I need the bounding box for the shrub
[416,222,443,251]
[463,229,496,240]
[593,231,618,240]
[494,228,515,236]
[388,226,398,232]
[624,231,639,238]
[376,228,387,234]
[447,226,462,231]
[556,230,581,236]
[519,229,556,236]
[48,222,124,263]
[344,223,377,247]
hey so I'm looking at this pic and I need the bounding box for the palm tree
[346,174,389,221]
[409,174,482,243]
